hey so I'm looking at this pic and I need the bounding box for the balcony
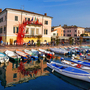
[25,34,42,38]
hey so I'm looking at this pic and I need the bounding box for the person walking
[1,40,3,46]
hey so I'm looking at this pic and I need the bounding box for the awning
[83,36,90,39]
[51,36,69,39]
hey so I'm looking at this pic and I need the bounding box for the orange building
[51,25,64,37]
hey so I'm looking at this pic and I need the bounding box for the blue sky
[0,0,90,27]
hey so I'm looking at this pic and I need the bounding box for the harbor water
[0,54,90,90]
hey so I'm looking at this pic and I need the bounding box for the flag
[35,17,37,21]
[31,17,33,21]
[36,18,39,24]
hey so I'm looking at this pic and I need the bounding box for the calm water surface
[0,54,90,90]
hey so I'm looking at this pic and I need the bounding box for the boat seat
[58,66,65,69]
[52,64,59,67]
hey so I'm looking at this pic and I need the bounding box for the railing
[25,34,42,38]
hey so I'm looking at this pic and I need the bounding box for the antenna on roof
[21,5,24,10]
[22,5,24,10]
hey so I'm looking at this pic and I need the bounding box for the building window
[13,73,17,78]
[15,16,18,21]
[74,34,77,36]
[67,34,71,36]
[13,27,15,33]
[1,17,3,22]
[75,30,77,32]
[5,16,6,21]
[45,21,48,25]
[0,17,3,23]
[0,27,2,33]
[13,27,19,33]
[26,28,29,34]
[25,17,28,21]
[16,27,18,33]
[31,28,35,35]
[64,34,65,36]
[4,26,6,33]
[36,28,39,34]
[28,18,30,21]
[44,29,48,35]
[61,34,62,36]
[53,33,55,36]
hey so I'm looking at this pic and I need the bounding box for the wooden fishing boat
[31,49,45,58]
[24,49,38,60]
[47,61,90,82]
[5,50,22,61]
[0,52,9,63]
[16,49,30,60]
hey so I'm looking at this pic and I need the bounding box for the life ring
[76,64,82,68]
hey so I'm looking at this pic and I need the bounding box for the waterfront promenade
[0,43,89,53]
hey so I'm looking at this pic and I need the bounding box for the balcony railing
[25,34,42,38]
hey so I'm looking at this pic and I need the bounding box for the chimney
[44,13,47,16]
[0,9,2,13]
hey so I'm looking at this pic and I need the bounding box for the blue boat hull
[47,62,90,82]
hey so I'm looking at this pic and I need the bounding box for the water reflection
[0,54,90,90]
[46,55,90,90]
[47,67,90,90]
[0,57,49,88]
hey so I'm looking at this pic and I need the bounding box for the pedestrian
[28,40,30,46]
[1,40,3,46]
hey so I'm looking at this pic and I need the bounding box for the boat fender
[43,55,45,57]
[76,64,82,68]
[52,69,54,72]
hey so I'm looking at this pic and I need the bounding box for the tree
[37,35,41,47]
[79,36,83,46]
[56,35,59,46]
[80,34,88,37]
[69,37,73,45]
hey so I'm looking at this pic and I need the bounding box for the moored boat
[31,49,45,58]
[85,53,90,60]
[24,49,38,60]
[50,48,68,55]
[16,49,30,61]
[47,61,90,82]
[0,52,9,63]
[61,59,90,70]
[39,49,54,57]
[5,50,22,61]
